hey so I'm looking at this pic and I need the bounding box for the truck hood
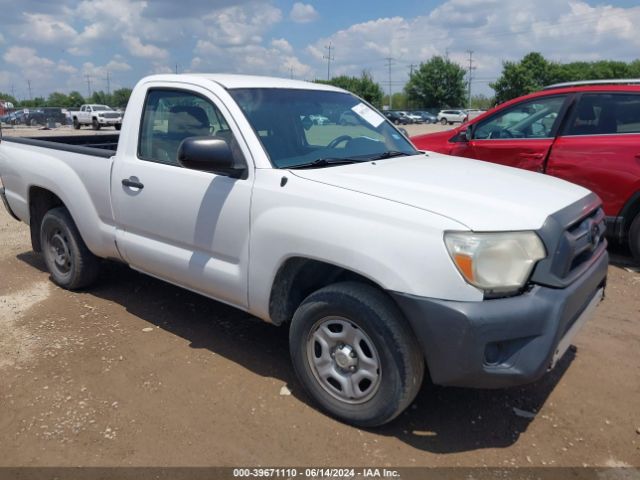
[290,153,591,231]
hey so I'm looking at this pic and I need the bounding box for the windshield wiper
[287,158,365,170]
[367,150,411,160]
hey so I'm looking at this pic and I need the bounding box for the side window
[473,95,566,140]
[138,89,234,166]
[564,93,640,136]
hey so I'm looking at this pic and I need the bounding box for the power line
[85,74,92,98]
[466,50,476,108]
[323,42,334,80]
[385,57,394,109]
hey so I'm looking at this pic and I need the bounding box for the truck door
[450,95,569,171]
[546,92,640,219]
[110,86,253,309]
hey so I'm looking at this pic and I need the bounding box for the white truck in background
[0,74,608,427]
[70,104,123,130]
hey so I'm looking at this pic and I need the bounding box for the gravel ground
[0,125,639,469]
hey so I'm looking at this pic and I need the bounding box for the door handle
[518,152,544,159]
[122,178,144,189]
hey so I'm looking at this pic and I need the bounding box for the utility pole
[290,66,294,79]
[85,74,92,98]
[106,71,111,95]
[175,64,178,74]
[466,50,476,109]
[11,84,15,100]
[385,57,394,109]
[27,80,32,101]
[323,42,334,80]
[408,63,418,77]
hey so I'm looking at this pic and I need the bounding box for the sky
[1,0,640,101]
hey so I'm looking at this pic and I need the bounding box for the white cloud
[271,38,293,54]
[290,3,319,24]
[306,0,640,92]
[20,13,77,43]
[123,35,169,60]
[0,32,5,44]
[4,46,55,69]
[202,3,282,47]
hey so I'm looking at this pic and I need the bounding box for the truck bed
[1,134,118,158]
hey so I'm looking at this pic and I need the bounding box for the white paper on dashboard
[351,103,385,127]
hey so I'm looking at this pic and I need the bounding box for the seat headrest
[167,105,210,136]
[576,99,596,121]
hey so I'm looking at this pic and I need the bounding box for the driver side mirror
[177,136,246,178]
[455,128,472,142]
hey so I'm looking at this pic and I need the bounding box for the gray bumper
[391,249,608,389]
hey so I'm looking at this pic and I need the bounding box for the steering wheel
[488,129,514,139]
[327,135,352,149]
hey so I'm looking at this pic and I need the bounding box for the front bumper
[391,249,608,389]
[97,117,122,125]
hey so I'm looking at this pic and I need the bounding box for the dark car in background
[383,110,411,125]
[416,111,438,124]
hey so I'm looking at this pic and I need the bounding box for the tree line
[319,52,640,110]
[0,88,132,109]
[3,52,639,112]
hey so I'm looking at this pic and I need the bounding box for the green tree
[490,52,559,104]
[110,88,133,108]
[0,92,18,106]
[19,97,46,108]
[469,94,495,110]
[67,91,85,108]
[316,71,384,107]
[404,56,466,109]
[46,92,72,107]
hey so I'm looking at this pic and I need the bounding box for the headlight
[444,231,546,294]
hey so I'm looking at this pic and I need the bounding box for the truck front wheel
[40,207,100,290]
[92,118,100,130]
[289,282,424,427]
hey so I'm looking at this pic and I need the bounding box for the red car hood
[410,128,460,154]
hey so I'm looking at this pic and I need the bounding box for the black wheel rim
[47,228,72,275]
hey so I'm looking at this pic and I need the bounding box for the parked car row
[0,107,67,126]
[412,79,640,262]
[383,110,438,125]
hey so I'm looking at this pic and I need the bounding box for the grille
[551,207,606,280]
[530,193,607,288]
[102,112,120,119]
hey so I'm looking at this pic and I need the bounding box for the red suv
[411,80,640,262]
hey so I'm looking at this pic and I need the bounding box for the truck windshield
[92,106,112,111]
[229,88,418,168]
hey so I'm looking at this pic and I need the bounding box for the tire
[440,118,447,125]
[289,281,424,427]
[629,213,640,264]
[92,118,100,130]
[40,207,100,290]
[73,118,80,130]
[425,119,432,124]
[115,124,122,131]
[29,118,37,127]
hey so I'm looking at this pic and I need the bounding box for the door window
[563,93,640,136]
[138,89,234,166]
[473,95,566,140]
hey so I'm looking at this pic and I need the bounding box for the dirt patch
[0,281,51,368]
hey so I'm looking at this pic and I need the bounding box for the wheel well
[268,258,378,326]
[621,192,640,240]
[29,187,64,252]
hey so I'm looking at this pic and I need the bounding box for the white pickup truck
[70,104,123,130]
[0,74,608,426]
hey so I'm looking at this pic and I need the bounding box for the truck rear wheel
[289,282,424,427]
[40,207,100,290]
[629,213,640,264]
[73,118,80,130]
